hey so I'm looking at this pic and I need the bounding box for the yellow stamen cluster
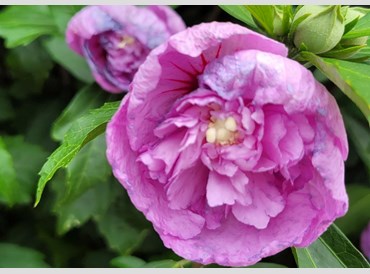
[117,35,135,49]
[206,116,238,145]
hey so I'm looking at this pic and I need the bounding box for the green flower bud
[293,5,345,54]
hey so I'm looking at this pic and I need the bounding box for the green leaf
[245,5,275,36]
[2,136,48,205]
[143,260,178,268]
[247,262,288,268]
[6,41,54,95]
[301,51,370,124]
[95,198,149,255]
[292,224,370,268]
[64,134,111,205]
[321,45,366,59]
[342,112,370,173]
[52,85,106,141]
[343,12,370,39]
[43,36,94,83]
[110,256,146,268]
[219,6,258,29]
[0,137,24,206]
[34,101,120,206]
[51,169,114,235]
[0,92,15,122]
[335,184,370,236]
[0,6,57,48]
[51,135,113,234]
[49,5,84,34]
[0,243,49,267]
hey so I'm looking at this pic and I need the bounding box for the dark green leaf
[247,262,288,268]
[52,85,106,141]
[110,256,146,268]
[43,36,94,83]
[49,5,84,34]
[35,101,120,206]
[95,200,149,255]
[51,169,114,235]
[335,184,370,236]
[292,224,370,268]
[342,112,370,173]
[0,6,57,47]
[219,6,258,29]
[343,12,370,39]
[143,260,178,268]
[0,92,14,122]
[245,6,275,36]
[64,134,111,205]
[6,41,54,95]
[0,137,25,206]
[3,136,48,205]
[301,51,370,124]
[0,243,49,267]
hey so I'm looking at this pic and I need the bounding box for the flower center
[117,35,135,49]
[205,116,238,145]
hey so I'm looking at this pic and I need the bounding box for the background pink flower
[106,22,349,266]
[361,222,370,260]
[66,5,186,93]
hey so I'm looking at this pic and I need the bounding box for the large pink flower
[66,5,185,93]
[106,22,349,266]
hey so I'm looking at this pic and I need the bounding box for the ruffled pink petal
[167,161,208,210]
[206,172,249,207]
[106,95,205,241]
[232,177,285,229]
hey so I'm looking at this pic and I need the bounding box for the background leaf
[335,184,370,236]
[110,255,146,268]
[292,224,370,268]
[94,194,150,255]
[2,136,48,205]
[0,137,25,205]
[43,36,94,83]
[0,243,49,267]
[52,85,106,141]
[342,111,370,174]
[49,5,84,34]
[0,6,57,47]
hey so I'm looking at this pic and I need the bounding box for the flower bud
[293,5,345,54]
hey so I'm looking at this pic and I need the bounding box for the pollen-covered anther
[206,116,238,145]
[118,35,135,49]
